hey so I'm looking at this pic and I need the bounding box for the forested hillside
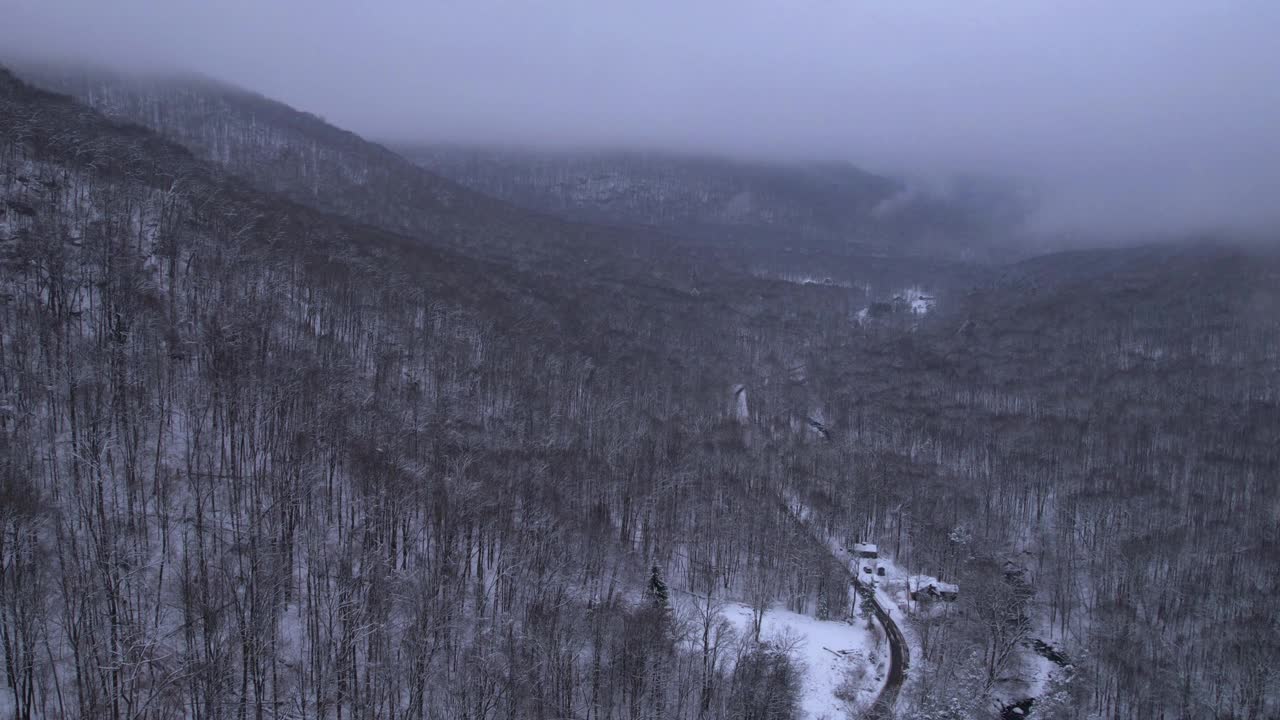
[15,64,716,285]
[18,64,1003,295]
[2,61,1279,720]
[790,243,1280,717]
[400,146,1026,260]
[0,67,849,720]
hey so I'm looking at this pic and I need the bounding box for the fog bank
[6,0,1279,235]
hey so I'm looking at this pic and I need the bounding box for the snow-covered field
[896,286,935,315]
[719,602,887,720]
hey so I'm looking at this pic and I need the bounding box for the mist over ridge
[5,0,1280,239]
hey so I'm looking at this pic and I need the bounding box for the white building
[909,575,959,602]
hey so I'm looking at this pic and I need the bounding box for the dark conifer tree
[646,565,671,612]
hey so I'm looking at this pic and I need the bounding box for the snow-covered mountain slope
[401,145,1028,259]
[8,62,715,289]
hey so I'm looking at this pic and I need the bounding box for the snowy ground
[719,602,887,720]
[854,286,936,324]
[759,272,858,289]
[896,287,935,315]
[995,650,1059,709]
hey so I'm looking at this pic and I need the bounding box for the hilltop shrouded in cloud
[6,0,1279,235]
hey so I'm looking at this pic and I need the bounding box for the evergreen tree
[645,565,671,612]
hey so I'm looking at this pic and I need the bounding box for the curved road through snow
[777,497,908,718]
[858,580,908,719]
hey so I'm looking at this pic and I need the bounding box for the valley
[1,55,1278,720]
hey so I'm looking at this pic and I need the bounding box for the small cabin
[909,575,959,602]
[852,543,879,559]
[850,543,880,576]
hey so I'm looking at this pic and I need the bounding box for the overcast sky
[5,0,1280,235]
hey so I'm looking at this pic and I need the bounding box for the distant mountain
[12,62,1024,293]
[0,64,574,358]
[399,145,1027,258]
[10,62,710,287]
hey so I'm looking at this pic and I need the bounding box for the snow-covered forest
[2,62,1279,720]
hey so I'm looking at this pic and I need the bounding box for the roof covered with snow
[852,542,878,556]
[909,575,959,596]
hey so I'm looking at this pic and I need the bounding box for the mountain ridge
[9,61,726,288]
[398,143,1029,260]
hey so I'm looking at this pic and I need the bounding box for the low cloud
[6,0,1279,237]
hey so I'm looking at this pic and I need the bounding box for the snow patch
[894,287,936,315]
[756,271,855,289]
[731,383,750,422]
[720,602,886,720]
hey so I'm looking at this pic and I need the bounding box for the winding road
[857,578,908,719]
[778,497,908,718]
